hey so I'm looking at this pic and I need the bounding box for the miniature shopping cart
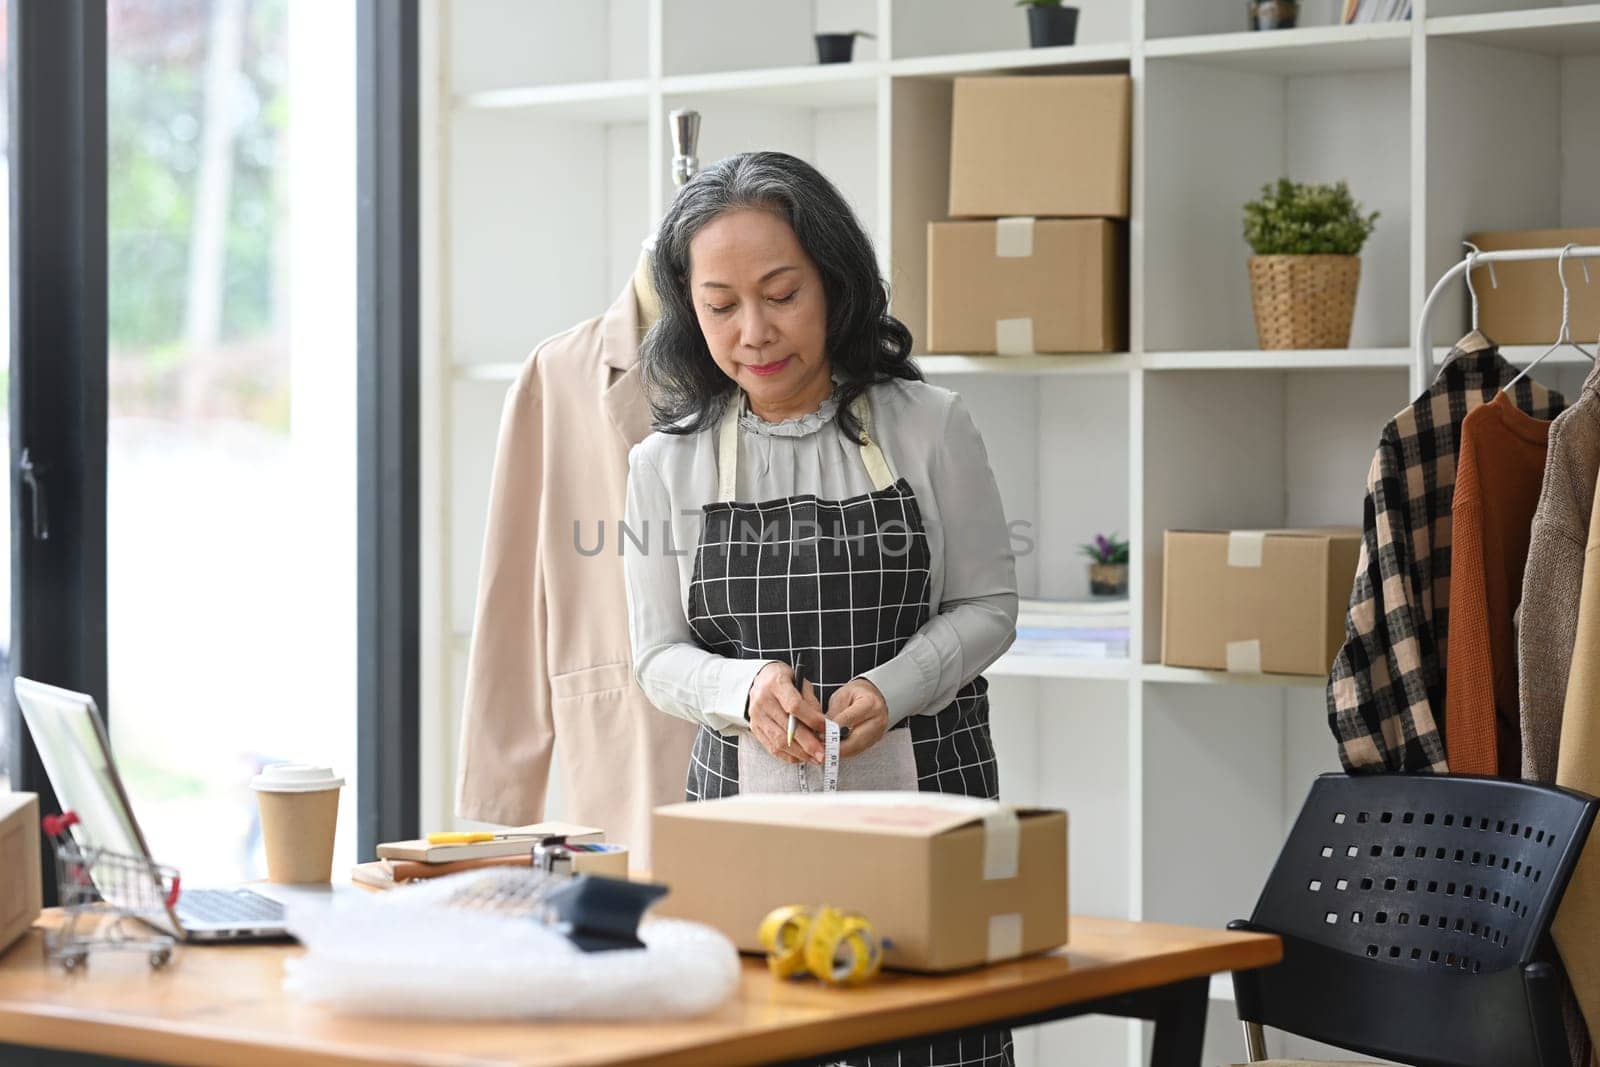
[42,811,180,971]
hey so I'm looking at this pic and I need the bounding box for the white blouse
[622,374,1019,734]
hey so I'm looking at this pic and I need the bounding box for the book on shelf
[1008,640,1129,659]
[1016,626,1129,642]
[1018,598,1129,629]
[1018,597,1128,616]
[1017,611,1130,630]
[1343,0,1411,22]
[1010,626,1130,659]
[351,854,535,889]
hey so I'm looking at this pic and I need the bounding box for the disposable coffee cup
[250,764,344,883]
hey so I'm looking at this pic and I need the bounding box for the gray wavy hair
[639,151,921,440]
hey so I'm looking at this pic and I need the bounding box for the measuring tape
[797,719,841,794]
[758,904,883,986]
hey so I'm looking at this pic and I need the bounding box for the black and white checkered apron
[683,390,1012,1067]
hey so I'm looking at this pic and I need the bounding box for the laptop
[14,677,292,942]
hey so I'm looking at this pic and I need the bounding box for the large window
[105,0,356,885]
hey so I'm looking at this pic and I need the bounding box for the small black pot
[815,33,859,64]
[1026,5,1079,48]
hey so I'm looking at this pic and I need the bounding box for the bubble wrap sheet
[281,871,740,1019]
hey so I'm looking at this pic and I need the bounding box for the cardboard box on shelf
[1,793,42,958]
[652,793,1068,973]
[1466,227,1600,345]
[949,74,1131,220]
[1162,528,1362,677]
[927,218,1126,354]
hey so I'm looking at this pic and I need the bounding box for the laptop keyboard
[176,888,285,924]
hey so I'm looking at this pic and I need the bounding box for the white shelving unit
[419,2,1600,1063]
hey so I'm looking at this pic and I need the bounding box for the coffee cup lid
[251,763,344,793]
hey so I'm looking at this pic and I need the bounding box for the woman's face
[687,207,831,416]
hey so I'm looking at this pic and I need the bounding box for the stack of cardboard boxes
[927,74,1131,355]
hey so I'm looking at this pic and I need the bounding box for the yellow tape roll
[803,907,882,986]
[758,905,815,979]
[760,905,883,986]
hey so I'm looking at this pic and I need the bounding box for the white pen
[787,660,805,748]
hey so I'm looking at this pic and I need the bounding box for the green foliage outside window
[108,0,286,352]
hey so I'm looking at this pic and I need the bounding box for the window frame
[355,0,422,858]
[5,0,109,905]
[3,0,421,897]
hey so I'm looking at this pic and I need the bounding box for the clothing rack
[1414,244,1600,396]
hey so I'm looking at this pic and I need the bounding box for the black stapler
[542,875,669,952]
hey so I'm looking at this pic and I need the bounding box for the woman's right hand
[746,662,826,764]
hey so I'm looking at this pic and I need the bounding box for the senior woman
[622,151,1019,1065]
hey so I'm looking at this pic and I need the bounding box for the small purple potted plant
[1079,532,1130,597]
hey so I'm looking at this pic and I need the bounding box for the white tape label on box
[995,216,1036,258]
[987,913,1023,962]
[996,318,1034,355]
[982,807,1020,881]
[1227,530,1266,568]
[1226,639,1262,673]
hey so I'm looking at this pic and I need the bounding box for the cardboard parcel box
[1466,227,1600,345]
[927,218,1126,354]
[1162,528,1362,677]
[652,793,1067,973]
[949,74,1130,219]
[1,793,42,958]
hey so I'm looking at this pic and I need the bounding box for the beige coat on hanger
[1555,464,1600,1063]
[454,280,695,867]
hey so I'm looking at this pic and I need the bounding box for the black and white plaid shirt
[1328,344,1565,773]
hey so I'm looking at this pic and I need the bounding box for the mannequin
[631,109,700,335]
[632,248,660,334]
[456,110,704,866]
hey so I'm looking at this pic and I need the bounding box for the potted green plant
[1080,532,1129,597]
[814,30,875,64]
[1242,178,1378,349]
[1015,0,1079,48]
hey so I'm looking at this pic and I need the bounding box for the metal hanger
[1503,243,1596,393]
[1453,241,1496,356]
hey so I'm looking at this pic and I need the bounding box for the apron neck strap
[715,388,895,502]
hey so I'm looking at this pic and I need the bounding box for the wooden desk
[0,913,1279,1067]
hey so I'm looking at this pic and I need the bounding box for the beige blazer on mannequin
[454,279,695,867]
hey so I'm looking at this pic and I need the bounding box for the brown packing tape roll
[572,845,629,879]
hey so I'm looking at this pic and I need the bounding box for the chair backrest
[1233,772,1597,1067]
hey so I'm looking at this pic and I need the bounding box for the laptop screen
[14,678,174,921]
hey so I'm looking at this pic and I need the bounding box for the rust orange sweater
[1447,391,1555,776]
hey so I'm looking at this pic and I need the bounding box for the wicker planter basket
[1247,254,1360,349]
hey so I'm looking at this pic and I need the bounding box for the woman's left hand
[831,678,888,759]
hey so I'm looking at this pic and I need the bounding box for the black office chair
[1229,772,1597,1067]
